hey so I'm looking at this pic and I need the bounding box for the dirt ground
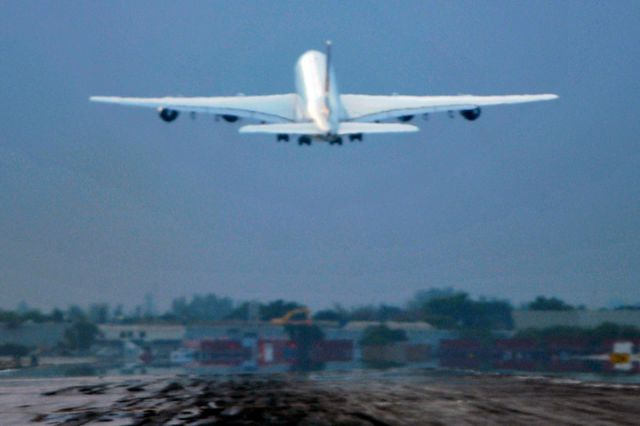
[0,370,639,425]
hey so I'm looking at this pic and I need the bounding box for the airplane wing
[341,94,558,122]
[89,94,298,123]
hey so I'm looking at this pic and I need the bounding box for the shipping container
[405,344,431,363]
[311,340,354,362]
[362,343,431,364]
[257,339,296,366]
[439,339,491,369]
[195,339,251,366]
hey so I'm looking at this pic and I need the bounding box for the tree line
[2,290,605,330]
[3,292,638,331]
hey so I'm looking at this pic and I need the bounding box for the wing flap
[341,94,558,121]
[90,94,298,123]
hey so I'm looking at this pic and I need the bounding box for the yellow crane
[271,307,312,326]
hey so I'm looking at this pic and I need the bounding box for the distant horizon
[3,289,636,315]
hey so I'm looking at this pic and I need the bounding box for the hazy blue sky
[1,1,638,311]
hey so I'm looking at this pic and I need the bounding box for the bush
[359,325,407,346]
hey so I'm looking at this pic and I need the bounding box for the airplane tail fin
[325,40,332,95]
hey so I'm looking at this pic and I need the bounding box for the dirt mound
[1,371,639,425]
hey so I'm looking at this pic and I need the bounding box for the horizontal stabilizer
[337,122,418,134]
[240,123,320,134]
[239,122,418,135]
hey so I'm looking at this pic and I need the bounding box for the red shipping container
[311,340,354,362]
[495,339,538,351]
[258,339,296,366]
[196,339,251,366]
[405,344,431,363]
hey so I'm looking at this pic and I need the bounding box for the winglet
[324,40,332,95]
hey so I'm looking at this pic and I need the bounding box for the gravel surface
[1,370,639,425]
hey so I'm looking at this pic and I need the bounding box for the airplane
[90,42,558,146]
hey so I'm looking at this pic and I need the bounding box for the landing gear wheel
[329,137,343,146]
[277,134,289,142]
[298,136,312,146]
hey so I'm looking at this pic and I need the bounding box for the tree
[189,294,234,321]
[359,325,407,346]
[21,309,47,323]
[50,308,65,323]
[224,302,250,321]
[285,324,325,371]
[170,294,235,322]
[64,321,99,352]
[88,303,110,324]
[407,288,458,311]
[347,304,406,322]
[420,292,513,330]
[470,299,513,330]
[422,293,473,328]
[527,296,574,311]
[314,309,347,323]
[67,305,87,322]
[112,304,124,321]
[0,310,20,326]
[0,343,31,357]
[0,343,31,366]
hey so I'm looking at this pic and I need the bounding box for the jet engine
[460,108,481,121]
[159,108,179,122]
[221,114,239,123]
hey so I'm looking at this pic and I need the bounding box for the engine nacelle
[222,114,239,123]
[460,108,481,121]
[398,115,414,122]
[159,108,179,122]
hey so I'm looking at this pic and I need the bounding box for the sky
[1,1,639,312]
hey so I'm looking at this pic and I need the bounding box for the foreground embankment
[1,370,639,425]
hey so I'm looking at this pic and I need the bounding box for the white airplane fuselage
[294,50,342,137]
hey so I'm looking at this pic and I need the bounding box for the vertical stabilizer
[324,40,332,95]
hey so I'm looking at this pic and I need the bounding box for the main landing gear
[292,134,362,146]
[298,136,312,146]
[276,134,289,142]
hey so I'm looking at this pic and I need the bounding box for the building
[98,324,186,341]
[96,324,186,365]
[0,322,66,350]
[186,322,286,341]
